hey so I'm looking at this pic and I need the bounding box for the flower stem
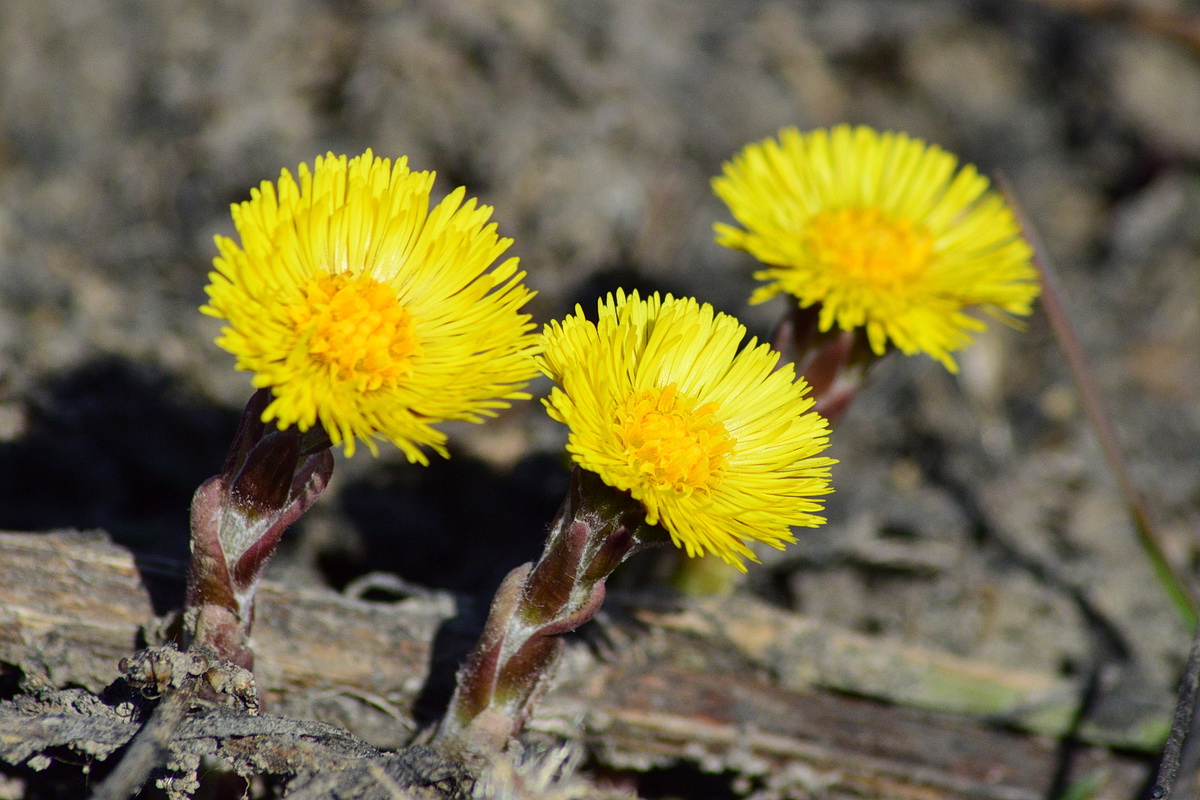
[184,389,334,669]
[437,467,658,750]
[771,302,871,426]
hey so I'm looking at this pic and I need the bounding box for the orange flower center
[613,385,733,496]
[805,207,935,288]
[288,272,422,390]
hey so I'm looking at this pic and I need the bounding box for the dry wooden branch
[0,531,1153,799]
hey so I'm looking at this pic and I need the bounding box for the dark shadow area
[632,763,742,800]
[0,357,240,613]
[562,265,689,319]
[333,451,568,600]
[0,664,23,702]
[564,262,767,345]
[410,595,493,727]
[6,755,115,800]
[335,451,571,725]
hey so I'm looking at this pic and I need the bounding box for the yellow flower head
[539,290,835,570]
[202,150,539,461]
[713,125,1039,371]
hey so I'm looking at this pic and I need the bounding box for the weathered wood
[0,688,441,799]
[0,531,1151,799]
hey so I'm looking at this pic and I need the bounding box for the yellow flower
[202,150,539,461]
[539,290,835,570]
[713,125,1039,371]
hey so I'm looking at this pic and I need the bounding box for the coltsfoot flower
[203,150,539,461]
[713,125,1039,371]
[538,290,835,570]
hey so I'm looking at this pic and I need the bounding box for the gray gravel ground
[1,0,1198,795]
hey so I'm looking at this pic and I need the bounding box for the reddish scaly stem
[438,467,661,750]
[184,390,334,670]
[771,303,872,427]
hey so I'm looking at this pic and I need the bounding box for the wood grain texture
[0,531,1151,799]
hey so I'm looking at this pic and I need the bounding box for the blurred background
[0,0,1198,751]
